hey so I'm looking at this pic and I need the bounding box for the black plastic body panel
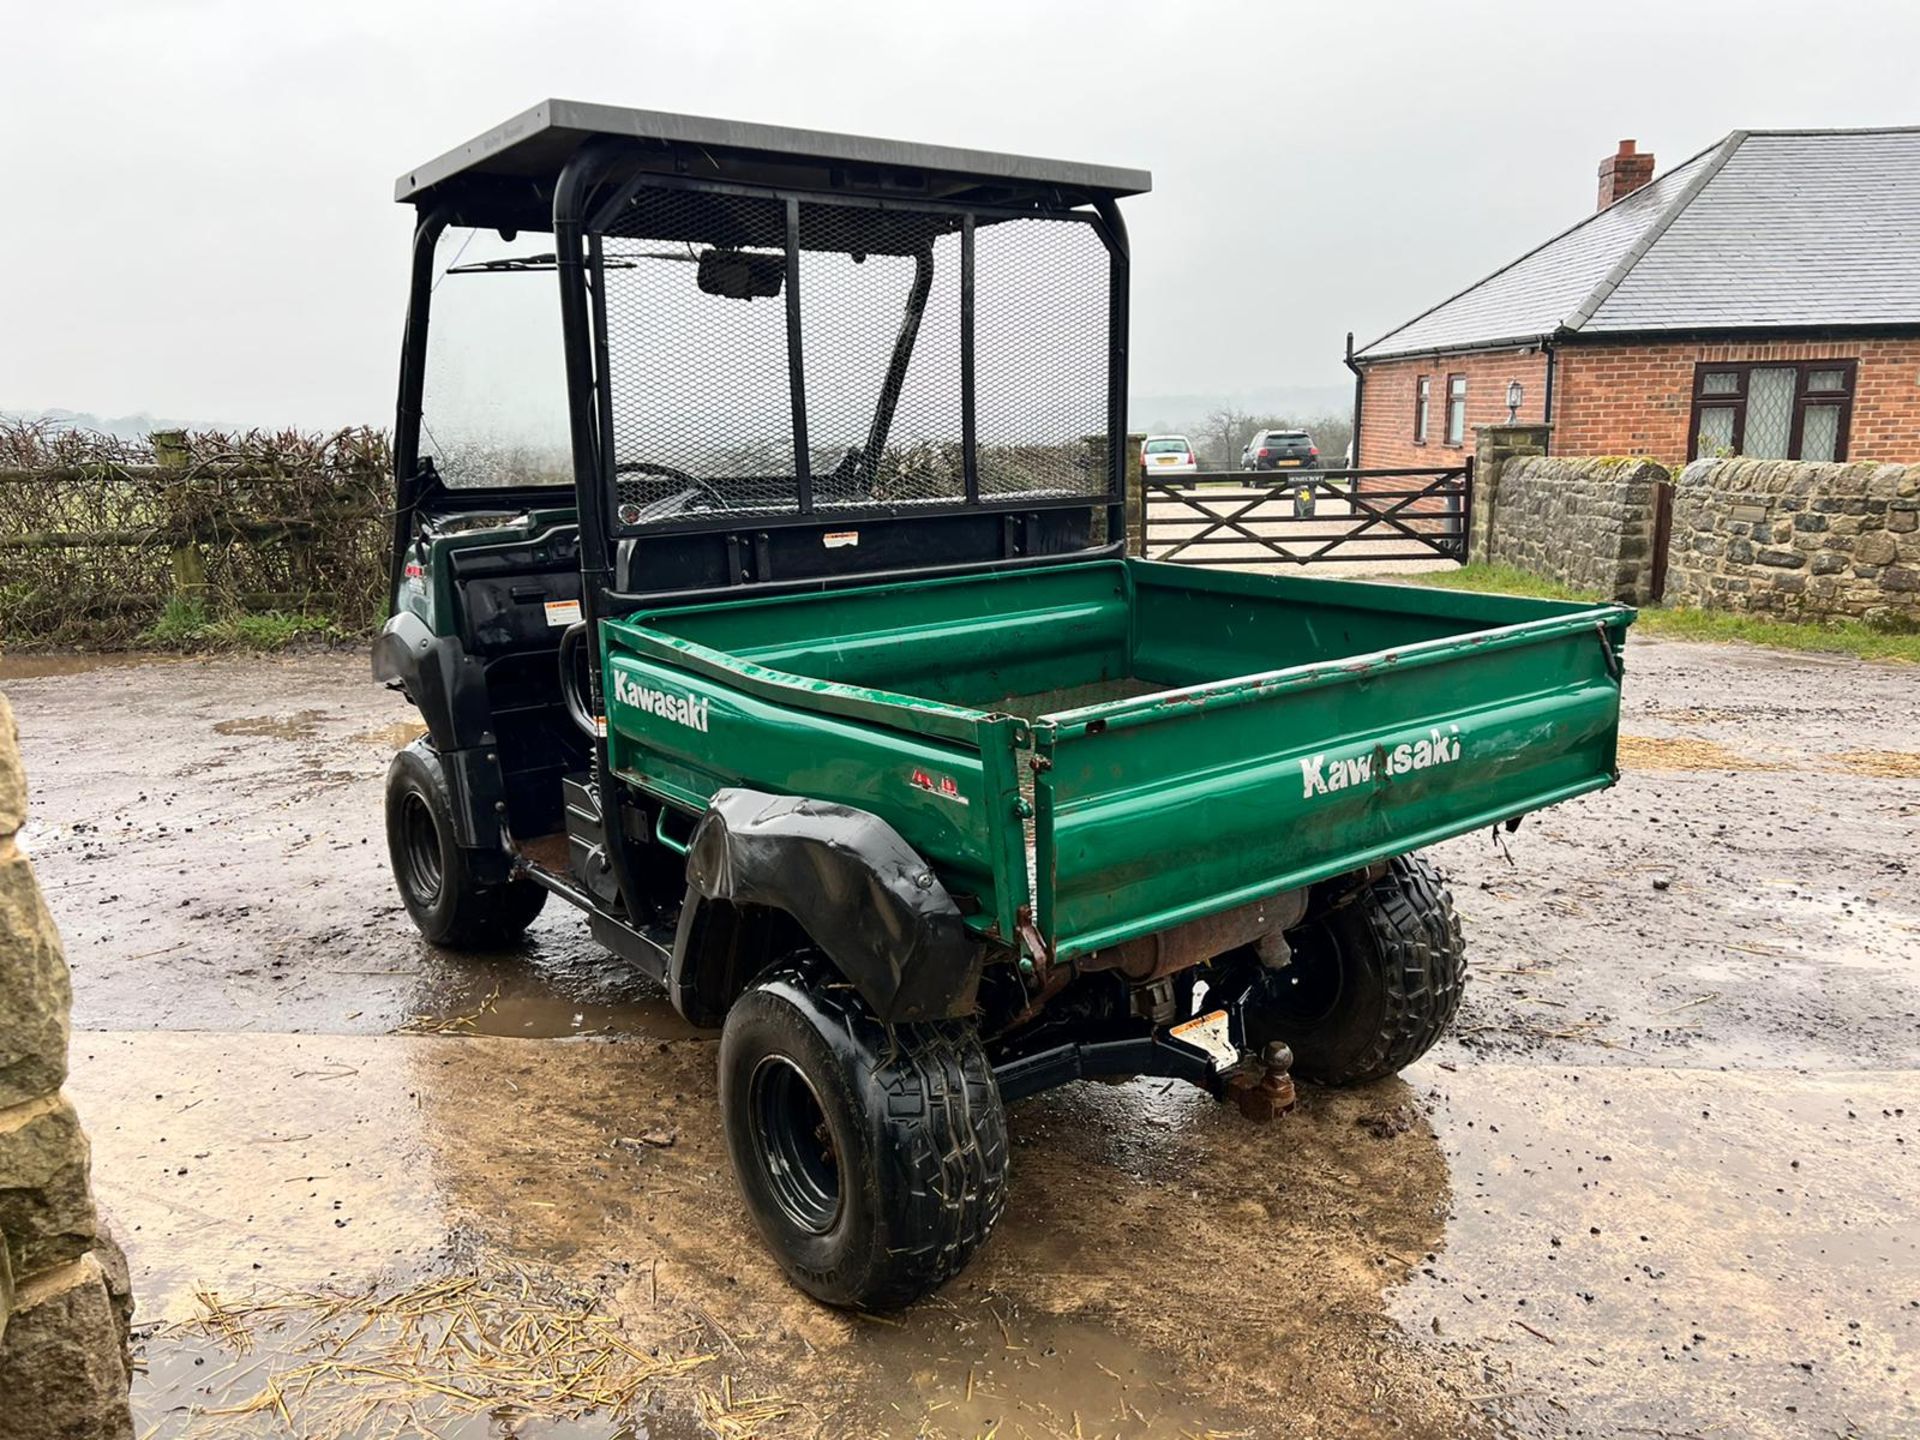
[616,506,1096,597]
[677,788,981,1024]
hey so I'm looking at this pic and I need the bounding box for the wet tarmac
[6,639,1919,1437]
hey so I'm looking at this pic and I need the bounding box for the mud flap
[679,788,980,1023]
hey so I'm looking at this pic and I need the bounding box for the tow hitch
[1226,1042,1298,1122]
[993,1012,1296,1121]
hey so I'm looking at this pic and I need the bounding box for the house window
[1413,376,1431,444]
[1445,374,1467,445]
[1689,361,1856,461]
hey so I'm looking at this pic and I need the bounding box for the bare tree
[1152,406,1355,472]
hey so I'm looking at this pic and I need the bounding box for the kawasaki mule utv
[375,101,1632,1309]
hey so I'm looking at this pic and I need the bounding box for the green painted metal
[602,558,1632,964]
[600,627,1031,941]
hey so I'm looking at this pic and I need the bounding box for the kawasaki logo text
[1300,726,1461,799]
[614,672,710,733]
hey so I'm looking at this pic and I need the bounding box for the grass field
[1412,563,1920,664]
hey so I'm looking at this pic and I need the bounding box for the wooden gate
[1142,465,1472,568]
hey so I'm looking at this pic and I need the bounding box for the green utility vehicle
[375,102,1633,1309]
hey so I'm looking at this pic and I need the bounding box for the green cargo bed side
[601,560,1631,962]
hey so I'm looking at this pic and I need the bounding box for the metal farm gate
[1142,464,1472,569]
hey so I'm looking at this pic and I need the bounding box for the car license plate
[1169,1009,1239,1071]
[1276,458,1301,467]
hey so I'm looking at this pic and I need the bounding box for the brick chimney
[1597,139,1655,210]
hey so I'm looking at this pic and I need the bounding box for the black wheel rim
[399,790,443,904]
[748,1054,841,1235]
[1267,925,1347,1028]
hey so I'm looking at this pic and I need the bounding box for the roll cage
[391,100,1151,623]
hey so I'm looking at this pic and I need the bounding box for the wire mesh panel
[798,202,965,510]
[591,182,1114,532]
[600,188,797,525]
[974,218,1111,499]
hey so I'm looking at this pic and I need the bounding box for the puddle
[399,942,703,1041]
[836,1298,1247,1438]
[0,651,172,680]
[212,708,334,741]
[355,720,430,749]
[398,982,701,1041]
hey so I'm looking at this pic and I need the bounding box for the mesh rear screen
[594,184,1111,532]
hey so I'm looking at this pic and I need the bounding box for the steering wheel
[613,461,728,512]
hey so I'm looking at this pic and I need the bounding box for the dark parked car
[1241,429,1320,471]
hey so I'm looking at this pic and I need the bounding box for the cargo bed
[602,559,1632,963]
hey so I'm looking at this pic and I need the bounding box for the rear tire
[385,739,546,948]
[719,963,1008,1310]
[1247,854,1465,1086]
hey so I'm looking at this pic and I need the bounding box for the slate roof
[1355,127,1920,360]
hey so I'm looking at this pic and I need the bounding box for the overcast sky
[5,0,1916,429]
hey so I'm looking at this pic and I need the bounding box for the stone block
[92,1211,134,1348]
[1810,551,1848,576]
[0,848,70,1109]
[0,1095,96,1278]
[1883,566,1920,592]
[0,696,22,838]
[1855,532,1899,567]
[1792,511,1828,533]
[0,1255,133,1440]
[1890,508,1918,534]
[1757,548,1806,569]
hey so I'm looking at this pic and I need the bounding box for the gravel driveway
[5,635,1915,1439]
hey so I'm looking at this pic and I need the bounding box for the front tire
[1247,854,1465,1086]
[385,739,546,947]
[719,963,1008,1310]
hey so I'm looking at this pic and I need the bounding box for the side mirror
[697,249,784,300]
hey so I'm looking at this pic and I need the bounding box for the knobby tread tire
[385,739,547,949]
[1340,854,1467,1085]
[433,871,549,950]
[721,964,1008,1310]
[1262,853,1467,1087]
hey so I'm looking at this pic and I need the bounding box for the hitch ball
[1230,1041,1298,1122]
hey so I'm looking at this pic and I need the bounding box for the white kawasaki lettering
[1300,725,1461,799]
[613,672,710,733]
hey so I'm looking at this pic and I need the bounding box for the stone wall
[1477,454,1668,604]
[1665,459,1920,622]
[0,693,133,1439]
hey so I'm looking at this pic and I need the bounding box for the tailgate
[1031,610,1628,962]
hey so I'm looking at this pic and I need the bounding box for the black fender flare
[371,612,505,852]
[670,788,981,1025]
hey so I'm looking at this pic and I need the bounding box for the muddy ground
[5,637,1917,1439]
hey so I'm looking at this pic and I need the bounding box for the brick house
[1346,129,1920,472]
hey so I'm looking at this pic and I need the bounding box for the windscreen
[419,228,572,488]
[591,183,1115,532]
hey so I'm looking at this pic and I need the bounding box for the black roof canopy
[397,99,1152,223]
